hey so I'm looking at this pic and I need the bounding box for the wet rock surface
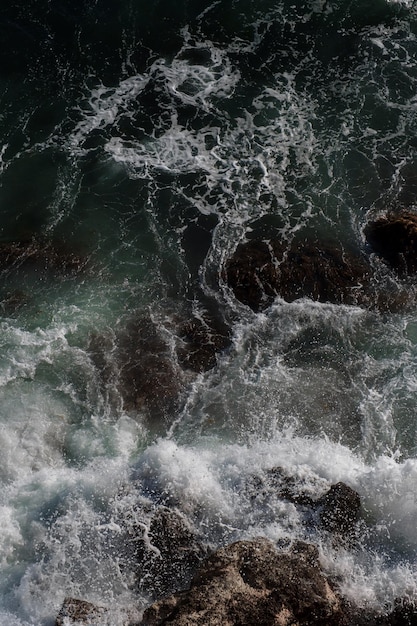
[56,597,107,625]
[117,316,185,419]
[140,538,346,626]
[246,469,361,540]
[224,238,371,312]
[365,210,417,275]
[88,316,186,427]
[0,289,29,315]
[176,314,231,373]
[130,506,209,600]
[89,309,231,426]
[317,482,361,536]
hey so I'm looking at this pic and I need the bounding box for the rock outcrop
[245,470,361,540]
[130,507,208,599]
[0,239,87,278]
[140,538,346,626]
[55,535,417,626]
[176,314,231,373]
[317,482,361,536]
[88,316,186,427]
[117,316,185,419]
[365,210,417,275]
[224,238,371,312]
[56,597,107,625]
[89,310,231,427]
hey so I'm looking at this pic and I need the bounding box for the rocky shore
[55,209,417,625]
[55,480,417,625]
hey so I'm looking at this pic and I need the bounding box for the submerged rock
[140,538,346,626]
[224,238,371,312]
[56,597,107,625]
[89,308,231,427]
[364,210,417,275]
[0,289,29,315]
[89,315,186,427]
[0,239,87,277]
[118,316,185,419]
[176,314,231,373]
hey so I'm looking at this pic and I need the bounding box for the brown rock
[224,238,371,312]
[89,308,231,426]
[117,316,185,419]
[0,289,29,315]
[364,210,417,275]
[56,597,106,625]
[140,538,347,625]
[378,598,417,625]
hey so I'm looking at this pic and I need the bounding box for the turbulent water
[2,0,417,623]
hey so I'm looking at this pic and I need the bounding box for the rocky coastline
[53,209,417,625]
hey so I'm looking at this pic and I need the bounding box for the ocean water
[2,0,417,623]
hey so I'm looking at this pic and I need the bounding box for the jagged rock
[245,466,317,508]
[131,507,208,599]
[56,597,106,625]
[344,598,417,625]
[140,538,347,625]
[245,471,360,539]
[365,210,417,275]
[317,482,361,536]
[377,598,417,625]
[224,238,371,312]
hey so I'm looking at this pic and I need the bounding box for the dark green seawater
[1,1,417,623]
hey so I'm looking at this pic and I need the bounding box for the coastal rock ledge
[56,538,417,626]
[140,538,344,626]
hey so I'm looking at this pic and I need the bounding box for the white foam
[134,434,417,606]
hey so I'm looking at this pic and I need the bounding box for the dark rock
[0,289,29,315]
[56,597,106,625]
[224,238,371,312]
[131,507,208,599]
[176,315,231,373]
[117,316,185,420]
[365,210,417,275]
[181,212,218,280]
[89,308,231,426]
[343,598,417,625]
[0,239,87,278]
[223,240,280,311]
[140,538,347,625]
[245,472,360,540]
[245,466,316,509]
[89,316,186,427]
[378,598,417,625]
[317,482,361,536]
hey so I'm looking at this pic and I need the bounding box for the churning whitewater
[2,0,417,623]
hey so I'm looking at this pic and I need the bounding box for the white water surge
[2,2,417,624]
